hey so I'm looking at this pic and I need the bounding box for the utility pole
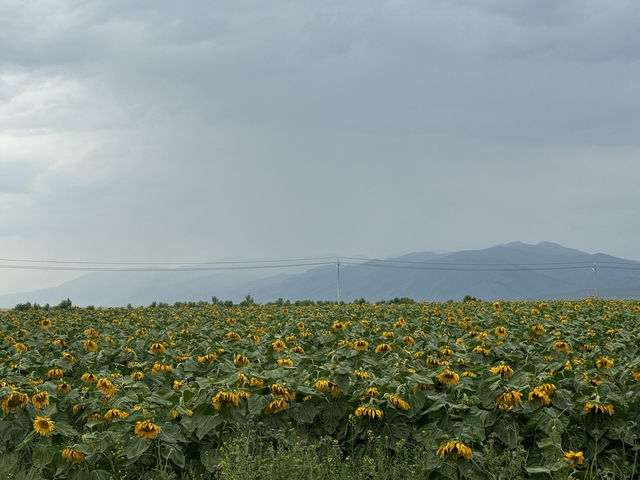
[336,257,341,303]
[592,262,599,298]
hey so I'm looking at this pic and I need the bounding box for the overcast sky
[1,0,639,294]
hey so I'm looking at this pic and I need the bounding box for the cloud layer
[1,0,639,293]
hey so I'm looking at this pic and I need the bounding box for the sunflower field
[1,299,640,479]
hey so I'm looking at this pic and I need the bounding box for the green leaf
[195,414,222,440]
[53,421,78,437]
[125,436,151,459]
[295,401,318,424]
[248,394,271,416]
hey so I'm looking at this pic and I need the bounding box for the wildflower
[438,370,460,386]
[33,416,55,436]
[355,406,384,420]
[437,441,473,459]
[564,450,584,469]
[134,420,160,439]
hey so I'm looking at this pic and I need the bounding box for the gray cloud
[0,0,639,294]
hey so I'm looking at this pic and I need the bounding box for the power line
[340,261,640,272]
[0,261,335,272]
[340,256,639,267]
[0,256,337,266]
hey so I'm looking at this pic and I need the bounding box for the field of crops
[1,299,640,479]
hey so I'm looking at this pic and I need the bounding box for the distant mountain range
[1,242,639,307]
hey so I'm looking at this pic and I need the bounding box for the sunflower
[81,373,98,383]
[528,388,551,405]
[83,340,98,352]
[564,450,584,469]
[385,394,410,411]
[354,370,371,379]
[234,354,250,366]
[57,382,71,394]
[315,380,340,395]
[1,392,29,413]
[290,345,305,354]
[40,318,52,329]
[362,387,380,398]
[353,340,369,351]
[226,331,241,341]
[437,441,473,459]
[134,420,160,439]
[272,339,287,351]
[496,391,522,411]
[104,408,129,421]
[277,358,293,367]
[553,341,570,352]
[61,449,85,463]
[489,365,514,378]
[130,371,144,381]
[31,391,50,408]
[584,401,614,415]
[33,416,55,436]
[47,368,64,379]
[494,326,508,338]
[264,398,289,414]
[270,383,295,400]
[149,343,165,354]
[375,343,392,353]
[438,369,460,386]
[355,406,384,420]
[212,391,239,410]
[96,378,116,396]
[595,357,614,369]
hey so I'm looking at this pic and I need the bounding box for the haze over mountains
[1,242,639,307]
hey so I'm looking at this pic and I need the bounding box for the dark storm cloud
[0,0,639,293]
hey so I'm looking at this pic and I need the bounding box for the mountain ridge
[1,242,639,307]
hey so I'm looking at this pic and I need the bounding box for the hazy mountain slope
[1,242,639,306]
